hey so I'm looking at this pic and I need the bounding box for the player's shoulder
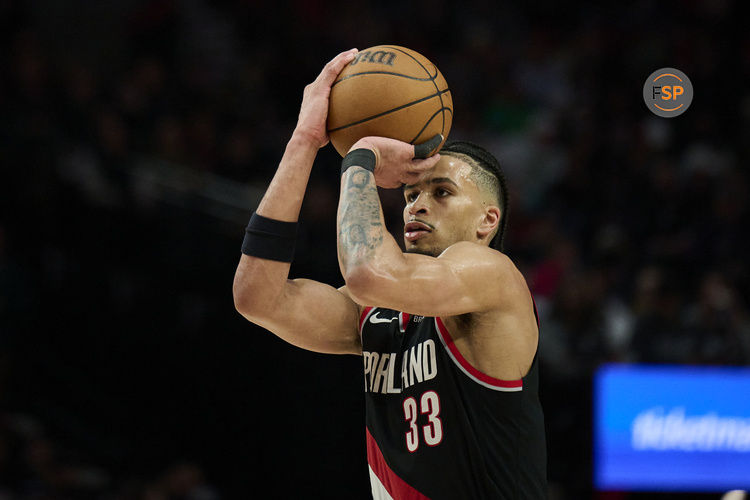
[441,242,529,301]
[337,284,364,316]
[439,241,518,271]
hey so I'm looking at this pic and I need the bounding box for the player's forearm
[233,133,318,318]
[337,167,404,289]
[256,133,319,220]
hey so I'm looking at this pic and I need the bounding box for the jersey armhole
[434,317,523,392]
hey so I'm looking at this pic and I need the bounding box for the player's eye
[436,188,450,197]
[405,191,418,202]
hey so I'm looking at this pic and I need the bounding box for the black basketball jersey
[360,306,546,500]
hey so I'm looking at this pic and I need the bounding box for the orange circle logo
[643,68,693,118]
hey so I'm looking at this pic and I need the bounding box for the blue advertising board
[594,364,750,491]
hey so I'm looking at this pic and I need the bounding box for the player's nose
[407,193,429,216]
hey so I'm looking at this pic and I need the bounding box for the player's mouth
[404,221,433,242]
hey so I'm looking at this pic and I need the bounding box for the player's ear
[477,205,501,241]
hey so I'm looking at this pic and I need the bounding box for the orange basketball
[327,45,453,157]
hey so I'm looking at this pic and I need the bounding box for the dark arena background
[1,1,747,499]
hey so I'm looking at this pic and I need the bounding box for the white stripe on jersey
[369,465,394,500]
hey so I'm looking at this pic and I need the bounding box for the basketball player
[233,49,547,499]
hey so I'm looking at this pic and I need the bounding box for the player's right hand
[349,135,443,189]
[294,48,358,149]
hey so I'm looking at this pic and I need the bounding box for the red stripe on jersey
[366,427,430,500]
[399,312,410,333]
[359,306,374,332]
[435,317,523,389]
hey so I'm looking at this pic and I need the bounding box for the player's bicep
[247,279,362,355]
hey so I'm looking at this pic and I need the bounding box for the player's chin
[405,241,440,257]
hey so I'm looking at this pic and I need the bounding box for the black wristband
[241,212,298,262]
[341,148,376,176]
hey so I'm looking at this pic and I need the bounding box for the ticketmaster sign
[595,364,750,491]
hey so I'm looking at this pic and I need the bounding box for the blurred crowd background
[1,0,747,498]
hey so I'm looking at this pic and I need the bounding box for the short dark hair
[439,140,509,252]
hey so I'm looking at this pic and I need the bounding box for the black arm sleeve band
[241,212,298,262]
[341,148,376,176]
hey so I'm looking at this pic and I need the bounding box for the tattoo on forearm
[338,168,384,269]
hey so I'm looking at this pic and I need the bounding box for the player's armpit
[344,241,528,318]
[234,277,362,355]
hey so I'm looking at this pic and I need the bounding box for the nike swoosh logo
[370,312,397,324]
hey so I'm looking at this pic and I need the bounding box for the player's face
[402,156,485,257]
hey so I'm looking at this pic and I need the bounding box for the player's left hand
[349,134,443,189]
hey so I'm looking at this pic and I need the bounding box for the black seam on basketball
[332,70,438,88]
[383,46,446,134]
[409,107,454,144]
[327,88,451,133]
